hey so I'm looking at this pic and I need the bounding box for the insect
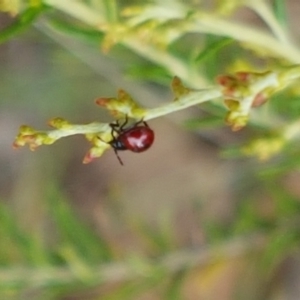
[108,116,155,165]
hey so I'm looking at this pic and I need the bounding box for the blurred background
[1,1,300,299]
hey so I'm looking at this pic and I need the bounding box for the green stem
[44,0,104,25]
[272,0,288,28]
[47,123,111,140]
[191,13,300,63]
[247,0,289,44]
[45,88,222,140]
[283,120,300,141]
[145,88,222,120]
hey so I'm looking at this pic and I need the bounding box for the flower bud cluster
[217,71,279,131]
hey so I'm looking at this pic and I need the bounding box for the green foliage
[0,202,49,266]
[194,37,234,64]
[184,115,224,130]
[48,17,104,45]
[0,4,46,44]
[261,228,300,275]
[272,0,288,27]
[164,270,186,300]
[126,63,172,84]
[2,0,300,299]
[132,217,176,255]
[46,184,113,264]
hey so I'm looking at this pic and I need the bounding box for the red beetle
[108,116,154,165]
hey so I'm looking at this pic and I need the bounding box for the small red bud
[82,151,94,164]
[252,93,268,107]
[95,97,110,106]
[235,72,250,82]
[216,75,233,86]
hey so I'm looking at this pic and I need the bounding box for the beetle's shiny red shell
[119,127,154,152]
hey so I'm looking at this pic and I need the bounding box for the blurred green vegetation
[2,0,300,299]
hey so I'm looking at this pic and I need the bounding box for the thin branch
[191,14,300,63]
[247,0,290,44]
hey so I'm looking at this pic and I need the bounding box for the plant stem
[247,0,290,44]
[192,14,300,63]
[144,88,222,120]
